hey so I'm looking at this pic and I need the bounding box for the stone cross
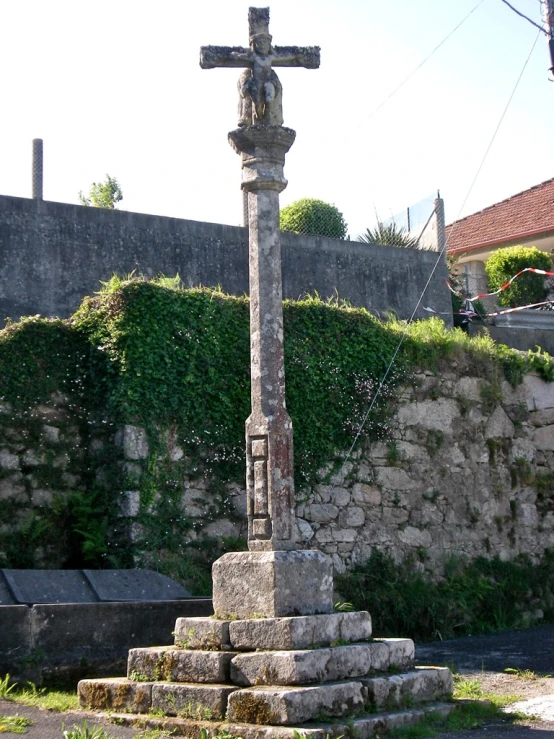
[200,7,319,128]
[200,9,320,553]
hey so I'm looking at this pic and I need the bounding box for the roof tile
[446,177,554,252]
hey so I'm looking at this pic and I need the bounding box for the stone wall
[2,370,554,577]
[0,195,451,324]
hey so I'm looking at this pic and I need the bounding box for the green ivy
[2,276,554,586]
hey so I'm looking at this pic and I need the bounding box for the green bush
[484,245,552,308]
[279,198,348,239]
[335,549,554,641]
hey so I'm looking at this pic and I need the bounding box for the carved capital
[229,125,296,193]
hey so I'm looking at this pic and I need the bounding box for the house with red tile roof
[446,177,554,297]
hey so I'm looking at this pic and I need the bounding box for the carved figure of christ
[200,8,319,126]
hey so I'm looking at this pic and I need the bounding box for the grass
[0,674,79,711]
[63,721,115,738]
[386,674,528,738]
[0,714,34,734]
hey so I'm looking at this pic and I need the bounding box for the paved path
[418,625,554,737]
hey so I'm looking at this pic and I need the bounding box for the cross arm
[271,46,320,69]
[200,46,252,69]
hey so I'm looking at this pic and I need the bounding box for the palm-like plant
[357,221,420,248]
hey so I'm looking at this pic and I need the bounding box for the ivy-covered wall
[1,278,553,595]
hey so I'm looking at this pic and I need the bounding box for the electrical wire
[362,0,487,126]
[499,0,550,36]
[337,29,541,478]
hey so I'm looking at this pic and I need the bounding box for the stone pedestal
[79,610,455,737]
[212,550,333,619]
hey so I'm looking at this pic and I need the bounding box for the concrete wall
[0,599,213,683]
[0,195,451,323]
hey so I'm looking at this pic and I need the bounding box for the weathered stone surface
[377,638,415,669]
[151,682,237,719]
[375,467,418,491]
[78,677,152,712]
[0,451,19,470]
[228,612,372,651]
[174,617,231,650]
[534,425,554,451]
[361,667,452,709]
[226,681,364,725]
[118,425,149,460]
[42,424,60,443]
[128,647,233,683]
[485,406,514,439]
[397,399,460,433]
[212,551,333,619]
[231,643,386,686]
[524,375,554,410]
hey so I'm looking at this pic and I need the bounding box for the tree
[357,221,419,248]
[484,245,552,308]
[279,198,348,239]
[79,175,123,209]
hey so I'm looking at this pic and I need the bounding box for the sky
[0,0,553,239]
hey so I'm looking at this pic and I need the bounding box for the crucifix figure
[200,7,319,127]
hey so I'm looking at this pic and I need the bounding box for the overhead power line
[499,0,550,36]
[363,0,486,125]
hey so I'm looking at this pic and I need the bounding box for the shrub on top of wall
[484,245,552,308]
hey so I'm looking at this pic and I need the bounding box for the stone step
[151,682,238,720]
[227,681,365,725]
[231,641,412,686]
[361,667,453,710]
[128,646,234,683]
[78,677,238,718]
[174,611,372,651]
[78,678,153,713]
[103,700,456,738]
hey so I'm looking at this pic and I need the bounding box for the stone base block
[226,681,364,725]
[128,647,234,683]
[229,611,371,651]
[174,617,231,650]
[151,682,238,719]
[232,643,375,686]
[375,637,415,670]
[212,550,333,619]
[78,678,152,712]
[361,667,453,710]
[105,701,456,738]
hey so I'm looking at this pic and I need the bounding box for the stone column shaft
[229,124,296,551]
